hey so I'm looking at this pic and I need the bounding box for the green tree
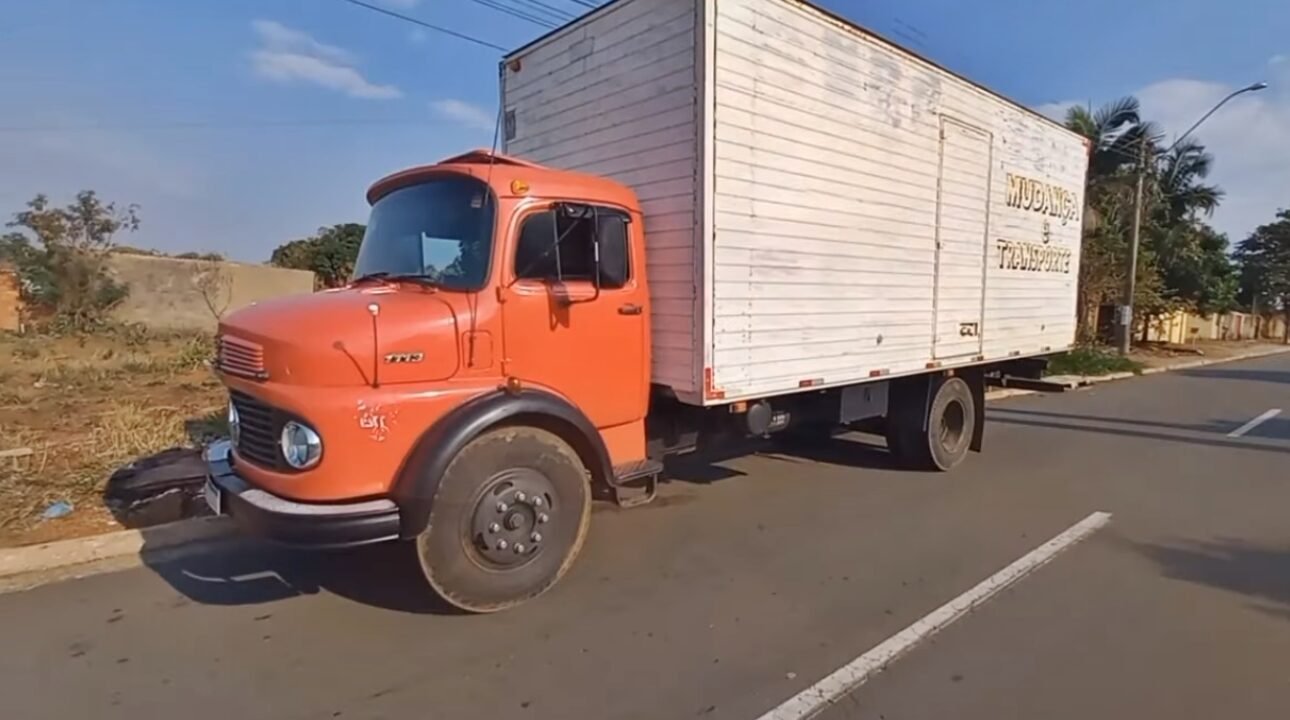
[0,191,138,329]
[1065,98,1156,338]
[1235,209,1290,342]
[270,223,365,288]
[1156,223,1238,316]
[1065,97,1148,187]
[1156,139,1223,224]
[1140,137,1234,332]
[1065,97,1235,342]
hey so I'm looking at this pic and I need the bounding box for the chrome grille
[230,390,280,469]
[218,335,266,379]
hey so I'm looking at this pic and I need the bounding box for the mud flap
[966,370,986,452]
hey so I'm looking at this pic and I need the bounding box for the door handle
[618,303,643,316]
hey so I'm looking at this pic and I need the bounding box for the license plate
[203,480,223,515]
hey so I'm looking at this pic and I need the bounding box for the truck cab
[207,151,654,611]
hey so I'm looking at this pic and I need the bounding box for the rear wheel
[885,376,975,471]
[415,427,591,613]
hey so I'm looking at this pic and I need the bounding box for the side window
[514,206,631,289]
[514,211,557,279]
[596,213,629,289]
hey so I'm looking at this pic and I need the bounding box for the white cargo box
[503,0,1088,406]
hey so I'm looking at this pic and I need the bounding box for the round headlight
[280,421,322,469]
[227,400,240,445]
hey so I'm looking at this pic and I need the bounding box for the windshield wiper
[350,271,439,287]
[351,271,391,284]
[386,273,440,286]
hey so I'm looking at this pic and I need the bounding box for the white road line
[1227,409,1281,438]
[755,511,1113,720]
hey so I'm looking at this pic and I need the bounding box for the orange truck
[204,0,1089,611]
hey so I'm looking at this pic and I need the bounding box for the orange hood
[218,284,460,387]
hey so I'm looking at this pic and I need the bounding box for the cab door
[499,203,647,430]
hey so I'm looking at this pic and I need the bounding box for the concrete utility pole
[1117,140,1149,354]
[1115,81,1268,355]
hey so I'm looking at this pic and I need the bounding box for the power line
[0,118,438,133]
[510,0,575,22]
[337,0,508,52]
[465,0,556,27]
[567,0,598,8]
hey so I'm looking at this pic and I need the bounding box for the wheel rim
[938,399,967,452]
[467,468,558,569]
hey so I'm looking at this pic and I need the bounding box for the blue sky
[2,0,1287,261]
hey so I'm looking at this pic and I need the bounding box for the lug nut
[497,539,508,550]
[530,532,542,543]
[537,513,550,524]
[488,522,500,533]
[515,491,527,502]
[532,496,545,507]
[496,502,508,513]
[514,543,526,554]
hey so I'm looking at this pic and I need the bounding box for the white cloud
[430,99,496,131]
[1137,73,1287,242]
[249,19,401,100]
[1270,54,1286,66]
[250,20,353,65]
[1033,101,1075,123]
[1035,63,1290,242]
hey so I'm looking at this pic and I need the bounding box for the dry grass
[0,327,225,540]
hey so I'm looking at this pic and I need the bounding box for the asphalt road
[3,352,1290,720]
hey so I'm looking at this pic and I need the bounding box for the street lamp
[1115,81,1268,355]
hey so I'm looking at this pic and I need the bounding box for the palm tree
[1064,98,1154,338]
[1156,139,1223,223]
[1065,97,1149,182]
[1064,96,1232,341]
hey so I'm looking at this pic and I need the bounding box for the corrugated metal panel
[932,118,992,359]
[503,0,701,395]
[708,0,1086,401]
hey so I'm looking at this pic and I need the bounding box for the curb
[0,515,234,590]
[986,345,1290,401]
[3,344,1288,590]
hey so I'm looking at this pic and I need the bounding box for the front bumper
[204,441,401,549]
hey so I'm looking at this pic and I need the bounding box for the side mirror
[549,280,598,307]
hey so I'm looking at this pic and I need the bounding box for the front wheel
[415,427,591,613]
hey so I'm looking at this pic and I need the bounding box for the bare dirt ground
[0,327,225,547]
[1131,339,1289,369]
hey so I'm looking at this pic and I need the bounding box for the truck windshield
[354,175,495,291]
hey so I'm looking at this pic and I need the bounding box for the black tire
[886,376,975,471]
[415,427,591,613]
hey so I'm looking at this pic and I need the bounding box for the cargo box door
[932,118,993,359]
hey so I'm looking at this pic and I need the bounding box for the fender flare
[391,389,613,538]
